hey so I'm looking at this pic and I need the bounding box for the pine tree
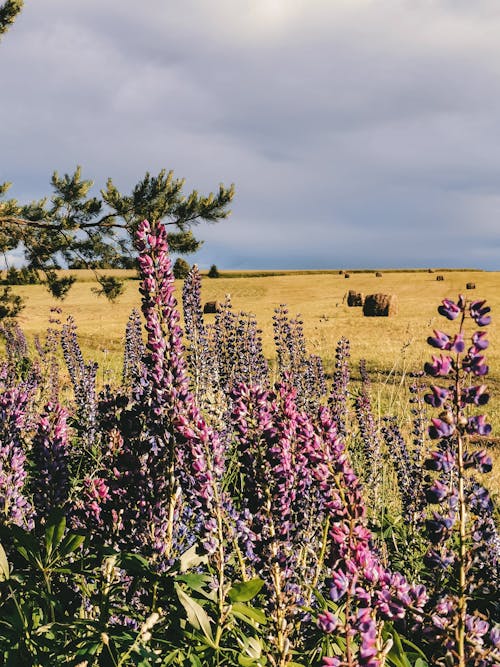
[0,167,234,300]
[0,0,23,39]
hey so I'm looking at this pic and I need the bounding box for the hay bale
[466,282,476,290]
[436,275,444,281]
[203,300,220,314]
[344,273,350,279]
[338,270,344,275]
[375,272,383,277]
[363,293,398,317]
[347,290,364,307]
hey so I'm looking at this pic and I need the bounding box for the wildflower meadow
[0,219,498,667]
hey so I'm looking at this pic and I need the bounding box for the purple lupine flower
[214,295,238,393]
[424,385,450,408]
[461,384,489,406]
[309,404,425,666]
[425,513,455,545]
[133,219,227,557]
[317,610,339,634]
[354,360,383,512]
[427,330,451,349]
[381,416,426,526]
[463,353,488,376]
[32,402,70,521]
[328,337,350,439]
[466,415,492,437]
[438,298,462,320]
[424,354,453,377]
[470,300,492,326]
[0,389,34,529]
[425,449,455,472]
[182,265,220,406]
[472,331,489,350]
[234,311,269,390]
[463,450,492,473]
[425,479,450,504]
[122,308,145,389]
[61,317,98,450]
[417,295,500,665]
[428,417,455,439]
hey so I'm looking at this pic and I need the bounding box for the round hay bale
[363,293,398,317]
[344,273,350,279]
[347,290,364,307]
[375,272,383,277]
[203,300,221,314]
[436,275,444,281]
[466,282,476,290]
[338,270,344,275]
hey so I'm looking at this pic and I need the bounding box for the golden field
[4,267,500,495]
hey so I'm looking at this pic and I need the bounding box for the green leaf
[229,578,265,602]
[44,511,66,556]
[119,552,152,576]
[59,533,85,557]
[0,543,9,581]
[175,584,214,645]
[179,545,208,572]
[231,602,267,627]
[176,573,212,594]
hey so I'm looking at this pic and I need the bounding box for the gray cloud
[1,0,500,269]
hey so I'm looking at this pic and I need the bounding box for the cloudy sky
[2,0,500,269]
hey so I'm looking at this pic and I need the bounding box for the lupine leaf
[231,602,267,626]
[175,584,214,644]
[229,578,265,602]
[44,511,66,557]
[0,543,9,581]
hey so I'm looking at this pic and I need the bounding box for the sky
[2,0,500,270]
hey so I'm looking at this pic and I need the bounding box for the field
[9,267,500,426]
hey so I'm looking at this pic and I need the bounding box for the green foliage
[0,0,23,39]
[0,285,24,319]
[0,166,234,301]
[5,266,41,285]
[91,275,125,301]
[208,264,220,278]
[173,258,191,280]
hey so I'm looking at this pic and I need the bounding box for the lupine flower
[438,298,462,320]
[382,416,426,526]
[417,295,499,665]
[470,300,491,326]
[61,317,98,450]
[0,389,33,529]
[428,417,455,439]
[32,402,70,521]
[122,308,145,389]
[328,337,350,439]
[317,610,339,633]
[463,353,488,376]
[424,385,450,408]
[466,415,492,437]
[354,360,383,514]
[472,331,489,350]
[463,450,492,473]
[461,384,489,406]
[425,479,450,504]
[424,354,453,377]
